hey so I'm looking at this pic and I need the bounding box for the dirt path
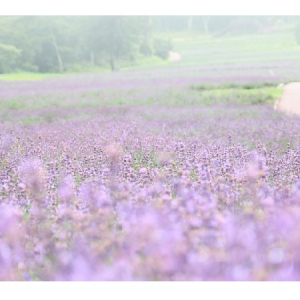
[169,51,182,62]
[274,82,300,116]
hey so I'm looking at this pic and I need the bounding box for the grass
[190,81,279,91]
[123,55,169,71]
[190,82,283,106]
[200,88,283,106]
[115,30,300,71]
[172,32,300,65]
[0,72,64,81]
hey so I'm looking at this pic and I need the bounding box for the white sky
[1,0,299,15]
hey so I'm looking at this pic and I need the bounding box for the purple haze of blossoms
[1,102,300,280]
[1,61,300,281]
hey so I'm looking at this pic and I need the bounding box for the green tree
[0,43,21,73]
[30,16,70,72]
[91,16,144,71]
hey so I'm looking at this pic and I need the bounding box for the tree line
[0,16,298,74]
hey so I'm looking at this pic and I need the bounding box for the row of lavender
[2,61,298,100]
[1,104,300,280]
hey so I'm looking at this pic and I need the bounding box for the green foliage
[153,38,173,60]
[139,40,153,56]
[226,18,262,35]
[0,16,148,73]
[0,43,21,73]
[0,16,298,74]
[92,16,144,71]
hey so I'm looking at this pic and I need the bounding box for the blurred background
[0,16,299,77]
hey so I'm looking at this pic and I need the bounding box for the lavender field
[2,56,300,281]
